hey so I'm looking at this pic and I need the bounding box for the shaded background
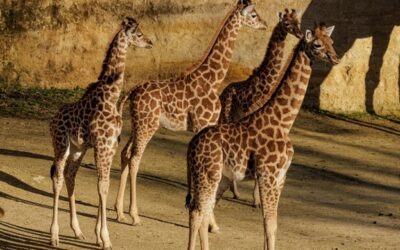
[1,0,399,117]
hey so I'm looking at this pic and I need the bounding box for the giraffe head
[238,0,267,30]
[304,23,340,65]
[278,8,303,39]
[121,17,153,49]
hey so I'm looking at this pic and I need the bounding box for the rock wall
[1,0,399,117]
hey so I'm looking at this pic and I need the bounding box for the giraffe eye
[137,32,143,38]
[251,13,257,18]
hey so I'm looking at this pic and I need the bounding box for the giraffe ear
[325,25,335,37]
[241,4,255,16]
[121,17,138,29]
[122,17,130,27]
[277,12,283,21]
[239,0,251,5]
[305,29,314,42]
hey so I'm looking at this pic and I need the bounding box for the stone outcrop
[1,0,399,116]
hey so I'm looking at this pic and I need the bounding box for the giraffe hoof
[116,214,127,223]
[131,215,142,226]
[50,238,59,247]
[132,220,143,226]
[233,194,240,200]
[96,240,103,247]
[76,233,85,240]
[208,226,221,234]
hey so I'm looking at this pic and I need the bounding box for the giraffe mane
[184,5,240,74]
[81,28,125,99]
[266,42,302,105]
[99,28,123,80]
[252,24,283,75]
[81,81,101,99]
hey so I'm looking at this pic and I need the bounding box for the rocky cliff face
[1,0,399,116]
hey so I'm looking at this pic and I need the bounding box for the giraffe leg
[50,140,70,247]
[95,203,102,246]
[199,213,210,250]
[128,128,157,226]
[191,180,220,250]
[64,146,87,240]
[252,178,260,208]
[114,139,133,222]
[229,180,240,199]
[258,163,288,250]
[94,145,116,250]
[188,207,203,250]
[98,178,112,250]
[209,175,230,233]
[258,176,279,250]
[188,188,218,250]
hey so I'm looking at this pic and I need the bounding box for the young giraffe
[218,9,303,204]
[114,0,267,225]
[49,17,152,249]
[186,23,339,250]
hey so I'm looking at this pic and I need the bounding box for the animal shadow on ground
[0,221,98,250]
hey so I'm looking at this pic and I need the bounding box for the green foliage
[0,82,84,120]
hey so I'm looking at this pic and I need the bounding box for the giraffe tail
[185,193,192,209]
[185,149,193,209]
[185,167,192,209]
[50,163,56,178]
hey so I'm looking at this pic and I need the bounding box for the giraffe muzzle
[328,54,340,65]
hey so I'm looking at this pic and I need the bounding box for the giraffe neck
[257,42,312,134]
[98,30,129,95]
[244,23,291,115]
[254,23,288,75]
[189,7,242,89]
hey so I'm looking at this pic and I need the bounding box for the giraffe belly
[222,163,246,181]
[234,171,246,181]
[70,134,85,149]
[159,112,187,131]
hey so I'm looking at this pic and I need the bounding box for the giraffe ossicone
[48,17,152,250]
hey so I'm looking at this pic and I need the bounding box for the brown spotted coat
[218,8,303,204]
[114,0,267,225]
[48,17,152,250]
[186,24,340,250]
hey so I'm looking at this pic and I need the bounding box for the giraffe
[114,0,267,225]
[218,8,303,204]
[186,23,339,250]
[49,17,152,249]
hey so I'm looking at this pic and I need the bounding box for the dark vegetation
[1,82,399,125]
[0,82,84,120]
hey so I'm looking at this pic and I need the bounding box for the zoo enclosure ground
[0,108,399,249]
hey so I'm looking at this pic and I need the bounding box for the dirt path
[0,111,399,250]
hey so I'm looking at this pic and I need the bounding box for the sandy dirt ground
[0,111,399,250]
